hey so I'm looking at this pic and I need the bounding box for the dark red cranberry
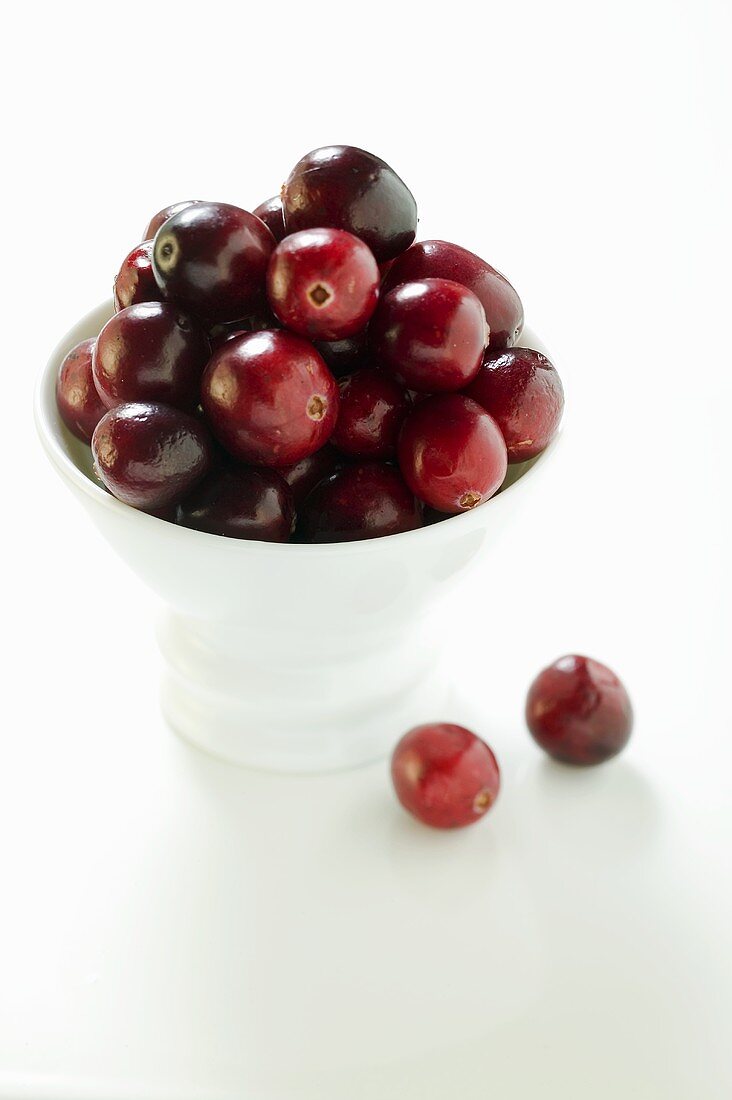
[391,723,500,829]
[176,466,294,542]
[253,196,286,242]
[526,656,633,766]
[371,278,487,393]
[92,302,210,412]
[267,228,379,340]
[465,347,564,463]
[314,331,369,377]
[282,145,417,263]
[56,338,107,442]
[152,202,275,324]
[201,330,338,467]
[144,200,201,241]
[382,240,523,350]
[331,369,411,458]
[208,308,280,350]
[299,463,422,543]
[397,394,507,513]
[113,241,164,312]
[279,444,342,508]
[92,402,211,510]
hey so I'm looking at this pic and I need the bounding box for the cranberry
[144,200,201,241]
[279,444,342,508]
[298,463,422,543]
[113,241,163,312]
[56,338,107,442]
[267,228,379,340]
[152,202,275,324]
[526,656,634,766]
[201,330,338,467]
[314,331,369,377]
[176,466,294,542]
[398,394,507,513]
[253,196,286,242]
[282,145,417,263]
[92,302,210,412]
[382,240,523,350]
[391,723,500,829]
[331,369,411,458]
[465,347,564,463]
[371,278,487,393]
[92,402,211,510]
[208,308,280,350]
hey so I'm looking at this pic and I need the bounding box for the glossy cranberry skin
[526,656,633,765]
[56,338,107,442]
[331,369,411,458]
[267,228,379,340]
[371,278,487,393]
[465,347,564,463]
[253,196,286,242]
[144,200,201,241]
[152,202,275,324]
[113,241,163,312]
[382,240,524,350]
[391,724,500,829]
[314,331,369,377]
[92,302,210,413]
[282,145,417,263]
[201,330,338,467]
[176,466,294,542]
[279,444,342,508]
[299,463,422,543]
[398,394,507,513]
[92,402,211,510]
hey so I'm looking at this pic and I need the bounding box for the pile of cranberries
[56,145,564,543]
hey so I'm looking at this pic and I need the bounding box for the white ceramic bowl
[36,301,562,773]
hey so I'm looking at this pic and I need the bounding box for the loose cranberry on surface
[282,145,417,263]
[92,302,210,412]
[267,228,379,340]
[279,444,342,508]
[391,723,501,829]
[526,656,634,766]
[113,241,163,312]
[298,463,422,543]
[92,402,211,510]
[331,369,411,458]
[253,196,286,242]
[201,330,338,467]
[314,331,369,377]
[56,338,107,442]
[465,347,564,463]
[398,394,507,513]
[370,278,488,393]
[382,240,523,350]
[176,466,294,542]
[144,200,202,241]
[152,202,275,324]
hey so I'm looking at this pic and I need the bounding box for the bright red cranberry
[92,402,211,510]
[92,302,210,412]
[201,330,338,467]
[279,444,342,508]
[253,196,286,242]
[391,723,500,829]
[267,228,379,340]
[282,145,417,263]
[526,656,633,766]
[382,240,523,350]
[371,278,487,393]
[331,369,411,458]
[113,241,163,312]
[398,394,507,513]
[144,200,201,241]
[314,331,369,377]
[152,202,275,324]
[465,347,564,463]
[56,338,107,442]
[176,466,294,542]
[299,463,422,542]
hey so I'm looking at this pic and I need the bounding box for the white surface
[3,0,732,1096]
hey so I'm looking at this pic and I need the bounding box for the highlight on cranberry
[391,723,501,829]
[55,143,562,542]
[525,655,634,765]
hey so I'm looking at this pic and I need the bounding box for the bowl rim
[35,299,563,557]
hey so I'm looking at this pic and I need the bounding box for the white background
[2,1,731,1097]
